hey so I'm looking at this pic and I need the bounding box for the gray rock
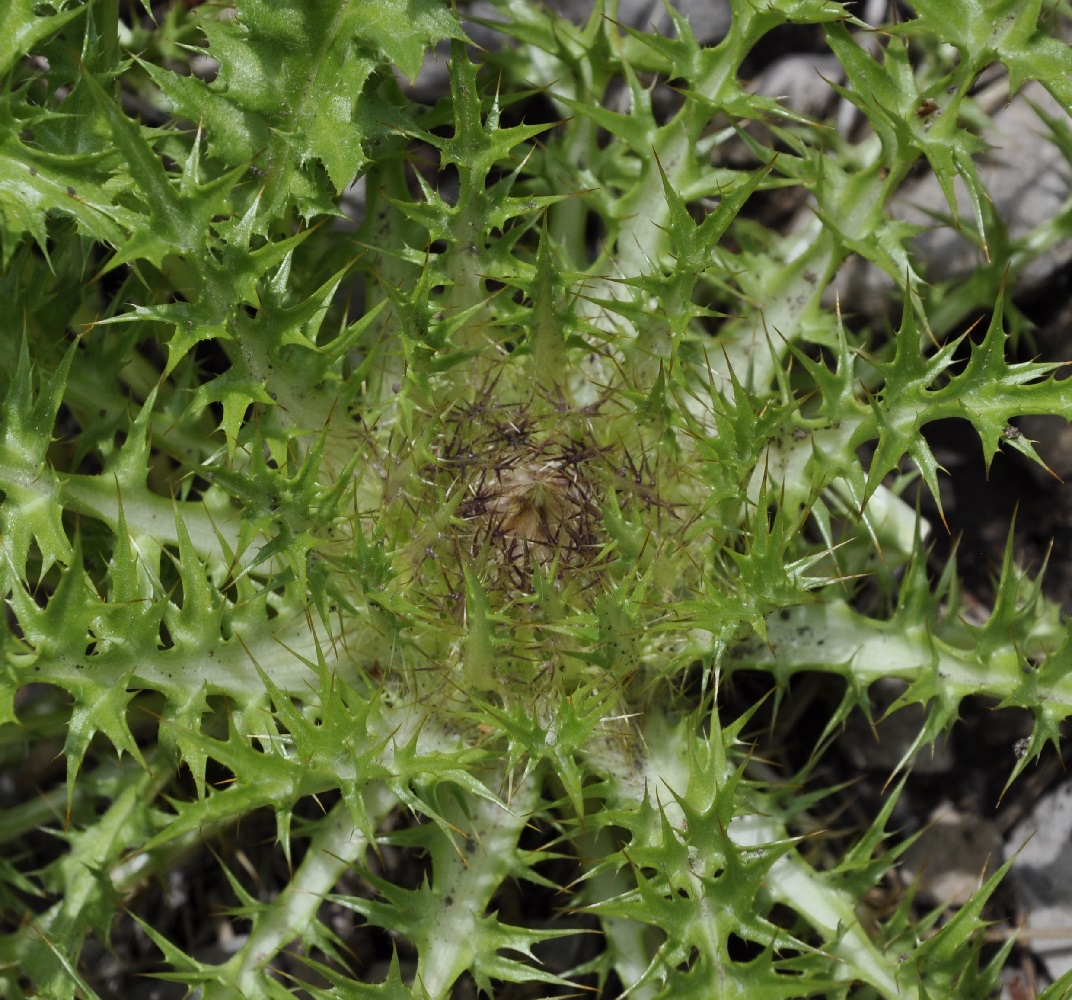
[833,81,1072,314]
[900,802,1003,908]
[1006,779,1072,980]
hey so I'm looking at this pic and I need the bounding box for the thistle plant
[4,0,1072,997]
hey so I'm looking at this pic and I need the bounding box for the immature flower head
[367,372,674,689]
[461,453,600,583]
[429,395,609,592]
